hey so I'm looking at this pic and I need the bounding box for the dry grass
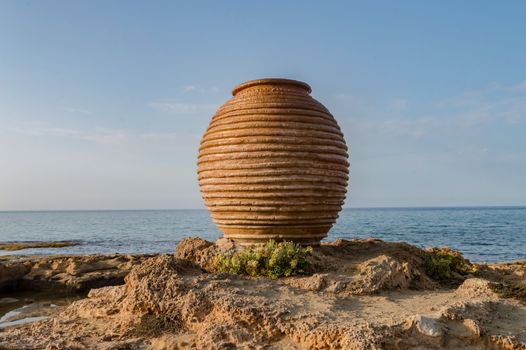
[489,282,526,303]
[134,314,181,337]
[0,241,80,251]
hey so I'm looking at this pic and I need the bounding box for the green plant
[216,240,313,279]
[423,247,475,282]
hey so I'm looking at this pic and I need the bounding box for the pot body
[197,79,349,245]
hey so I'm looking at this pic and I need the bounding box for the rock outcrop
[1,238,525,349]
[0,254,152,292]
[0,259,31,291]
[176,237,436,295]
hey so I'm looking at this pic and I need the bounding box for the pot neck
[232,78,312,96]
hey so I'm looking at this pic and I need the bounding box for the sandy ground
[0,237,525,350]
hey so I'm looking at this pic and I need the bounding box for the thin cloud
[348,116,444,139]
[343,80,526,140]
[502,80,526,92]
[1,123,198,151]
[181,85,221,93]
[149,100,217,114]
[182,85,197,92]
[444,82,526,125]
[1,126,81,137]
[63,107,92,115]
[387,98,408,112]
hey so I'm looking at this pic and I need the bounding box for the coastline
[2,207,525,263]
[0,238,525,349]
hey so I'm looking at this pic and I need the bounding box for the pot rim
[232,78,312,96]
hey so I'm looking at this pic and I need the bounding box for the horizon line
[1,205,525,213]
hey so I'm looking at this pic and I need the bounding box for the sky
[1,1,526,210]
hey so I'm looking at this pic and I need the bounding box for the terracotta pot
[197,78,349,245]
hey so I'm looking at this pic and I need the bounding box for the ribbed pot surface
[197,78,349,245]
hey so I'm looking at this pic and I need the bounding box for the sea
[0,207,525,263]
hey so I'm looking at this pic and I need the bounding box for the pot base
[219,225,331,246]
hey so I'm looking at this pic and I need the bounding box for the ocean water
[0,207,524,262]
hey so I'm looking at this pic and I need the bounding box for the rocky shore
[0,253,153,293]
[0,238,525,349]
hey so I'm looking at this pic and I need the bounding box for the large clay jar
[197,78,349,245]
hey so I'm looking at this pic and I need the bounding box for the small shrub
[424,247,475,282]
[134,313,180,337]
[409,268,423,290]
[216,240,313,279]
[489,282,526,302]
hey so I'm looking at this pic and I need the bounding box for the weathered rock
[0,254,152,292]
[348,255,412,294]
[0,260,31,291]
[410,315,445,337]
[0,297,18,304]
[177,237,436,295]
[174,236,238,272]
[1,238,526,349]
[454,278,500,300]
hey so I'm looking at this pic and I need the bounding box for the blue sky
[1,1,525,210]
